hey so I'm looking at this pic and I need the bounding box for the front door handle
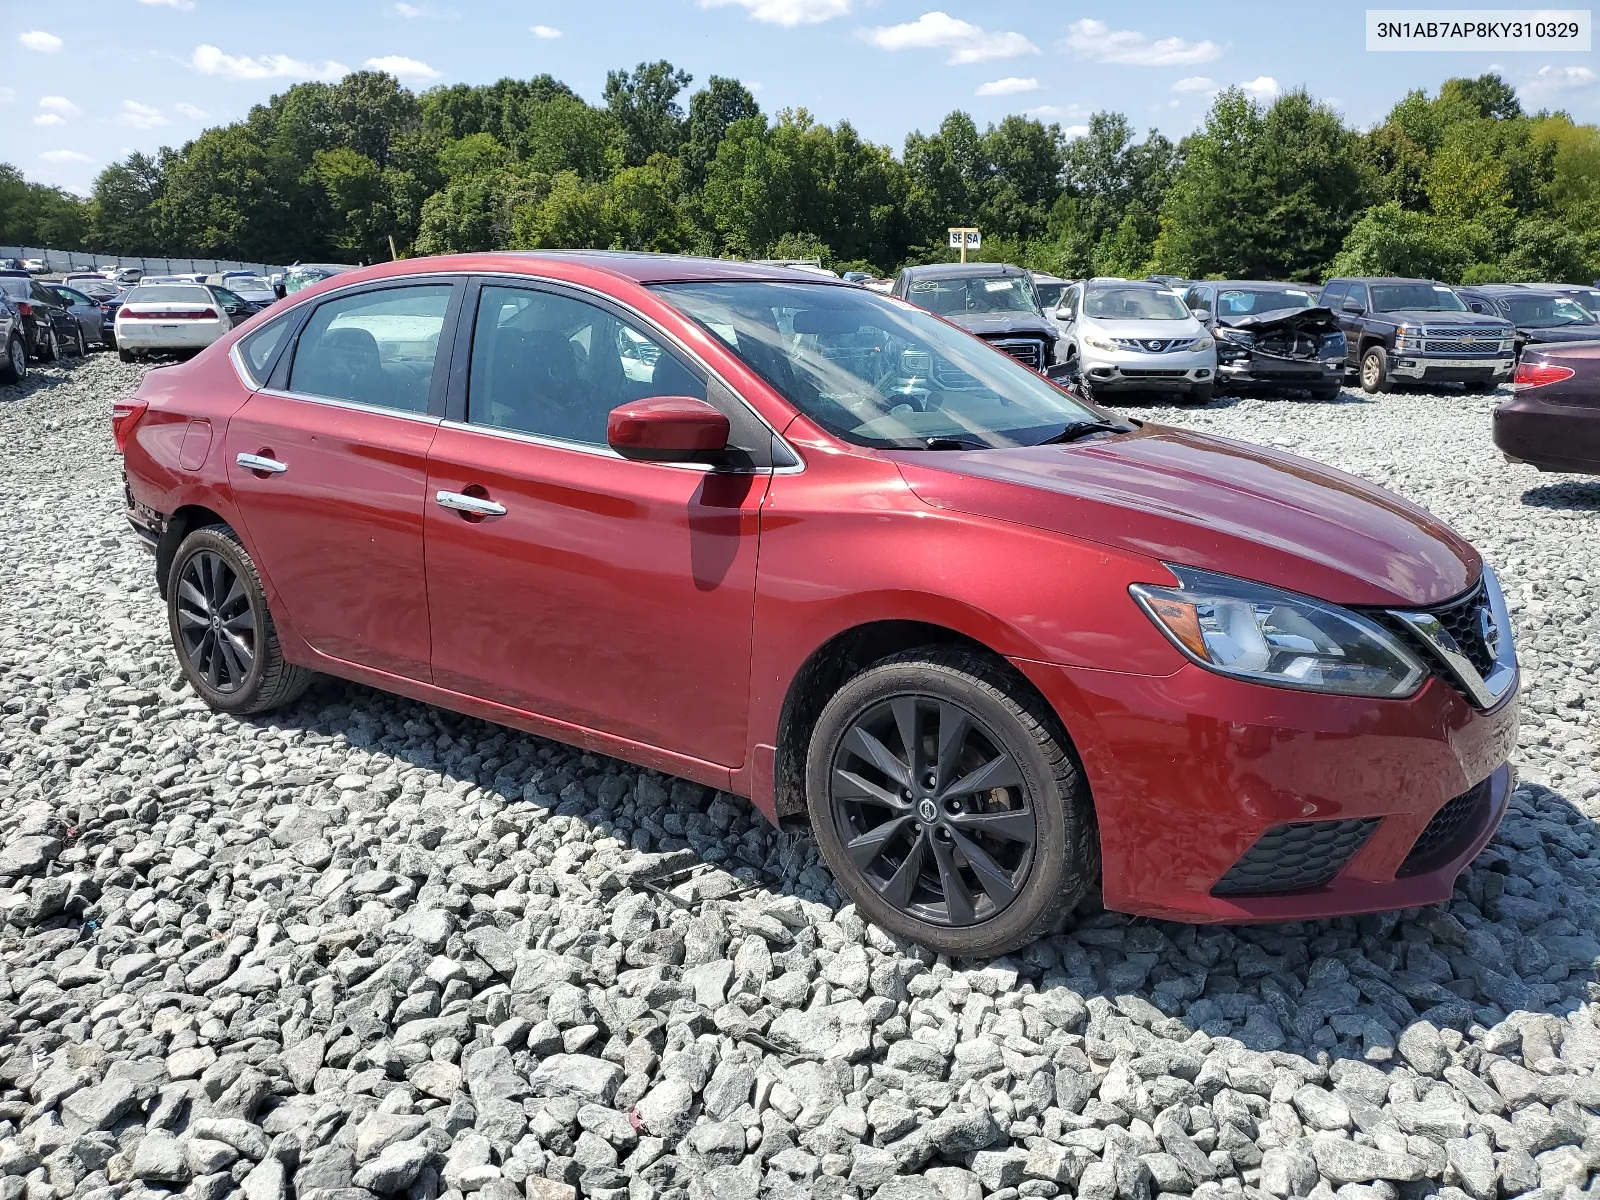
[236,452,287,474]
[436,490,507,518]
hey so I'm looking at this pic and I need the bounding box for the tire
[167,524,314,716]
[1360,346,1390,393]
[119,348,135,363]
[72,326,87,357]
[1311,383,1342,402]
[1179,383,1215,405]
[0,335,25,384]
[37,328,59,363]
[805,647,1098,957]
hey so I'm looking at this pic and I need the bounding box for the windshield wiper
[1031,419,1135,446]
[922,435,992,451]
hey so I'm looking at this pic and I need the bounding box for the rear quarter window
[237,314,295,386]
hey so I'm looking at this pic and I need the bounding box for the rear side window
[289,285,451,413]
[1319,282,1348,308]
[237,315,295,386]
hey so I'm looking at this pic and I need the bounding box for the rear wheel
[167,524,313,715]
[806,648,1097,956]
[0,335,25,384]
[1360,346,1390,393]
[71,326,87,356]
[119,347,135,363]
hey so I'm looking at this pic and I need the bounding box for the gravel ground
[2,354,1598,1200]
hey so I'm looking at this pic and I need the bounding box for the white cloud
[136,0,195,8]
[191,44,349,81]
[1522,64,1598,94]
[364,55,441,81]
[1239,75,1280,101]
[394,2,424,13]
[529,24,563,38]
[175,102,208,120]
[20,30,64,54]
[39,96,80,114]
[700,0,850,27]
[33,113,66,126]
[1062,19,1221,66]
[1172,75,1216,93]
[40,150,92,163]
[1063,124,1089,139]
[866,11,1039,65]
[119,100,170,129]
[976,76,1039,96]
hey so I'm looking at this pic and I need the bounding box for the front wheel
[0,335,25,384]
[72,326,87,356]
[805,648,1097,957]
[167,524,314,715]
[37,328,59,363]
[1360,346,1390,393]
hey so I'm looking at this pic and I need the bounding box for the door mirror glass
[607,396,730,462]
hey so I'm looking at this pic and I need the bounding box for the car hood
[1082,317,1206,340]
[891,424,1478,607]
[944,312,1057,340]
[1216,305,1341,335]
[232,290,276,304]
[1521,325,1600,343]
[1378,309,1510,328]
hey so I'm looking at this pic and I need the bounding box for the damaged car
[1186,281,1347,400]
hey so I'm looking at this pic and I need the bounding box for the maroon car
[1495,343,1600,476]
[115,252,1519,956]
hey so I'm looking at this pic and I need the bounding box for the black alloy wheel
[175,549,256,693]
[807,648,1097,956]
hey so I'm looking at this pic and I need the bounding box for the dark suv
[892,263,1060,372]
[1457,284,1600,355]
[0,274,81,364]
[1320,277,1515,393]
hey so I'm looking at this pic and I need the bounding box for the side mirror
[1046,360,1082,385]
[1054,305,1072,321]
[607,396,730,463]
[1341,299,1363,314]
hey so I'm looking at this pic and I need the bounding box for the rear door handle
[436,490,507,517]
[236,452,287,474]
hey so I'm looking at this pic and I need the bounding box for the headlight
[1183,335,1214,352]
[1130,566,1426,697]
[1217,328,1254,346]
[1083,333,1116,352]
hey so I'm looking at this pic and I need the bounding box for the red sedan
[115,253,1520,956]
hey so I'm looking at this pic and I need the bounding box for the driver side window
[466,285,706,447]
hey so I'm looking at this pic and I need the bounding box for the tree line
[2,65,1597,285]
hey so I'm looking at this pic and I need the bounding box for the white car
[1054,279,1217,403]
[114,283,231,360]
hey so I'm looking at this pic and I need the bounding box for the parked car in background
[116,252,1518,954]
[1493,343,1600,475]
[1056,277,1216,402]
[110,267,145,286]
[1030,273,1071,314]
[281,263,358,297]
[1533,283,1600,317]
[892,262,1060,372]
[1145,274,1188,293]
[1321,277,1516,394]
[63,271,110,289]
[1459,284,1600,354]
[1185,281,1346,400]
[207,273,275,307]
[0,274,82,361]
[23,259,47,275]
[114,282,233,360]
[47,283,113,350]
[207,282,269,324]
[0,289,23,382]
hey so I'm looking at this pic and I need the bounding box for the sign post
[947,227,981,264]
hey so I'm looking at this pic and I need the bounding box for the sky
[7,0,1600,196]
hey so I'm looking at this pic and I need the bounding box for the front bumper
[1494,394,1600,475]
[1218,355,1344,389]
[1390,354,1515,383]
[1080,347,1215,392]
[1014,658,1519,923]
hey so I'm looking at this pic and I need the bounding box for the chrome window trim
[436,418,717,474]
[251,385,445,426]
[1386,564,1518,710]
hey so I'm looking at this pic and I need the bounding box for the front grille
[1112,337,1191,353]
[1211,817,1379,896]
[1421,339,1508,354]
[1375,580,1497,702]
[988,337,1044,369]
[1398,778,1492,877]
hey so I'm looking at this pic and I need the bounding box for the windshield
[284,267,349,294]
[1214,287,1316,316]
[655,280,1098,450]
[1370,283,1468,312]
[1502,295,1596,327]
[127,285,210,303]
[907,275,1040,317]
[1083,286,1189,321]
[227,276,271,292]
[1034,282,1067,310]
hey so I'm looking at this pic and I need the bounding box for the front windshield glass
[655,280,1098,450]
[1370,283,1468,312]
[1503,295,1596,327]
[907,275,1040,317]
[1034,281,1066,310]
[1083,285,1189,321]
[227,276,271,292]
[1214,287,1316,316]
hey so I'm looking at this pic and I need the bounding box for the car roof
[898,262,1030,280]
[1084,278,1170,290]
[1204,280,1315,289]
[1328,277,1448,286]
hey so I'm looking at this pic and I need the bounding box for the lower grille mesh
[1398,779,1492,877]
[1212,817,1379,896]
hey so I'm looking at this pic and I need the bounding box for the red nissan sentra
[114,253,1520,956]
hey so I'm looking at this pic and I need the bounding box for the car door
[222,278,462,680]
[52,286,99,344]
[1057,283,1081,347]
[422,278,773,767]
[32,283,73,346]
[1333,283,1365,366]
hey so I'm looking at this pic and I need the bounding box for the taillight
[121,308,219,321]
[111,399,149,454]
[16,302,31,317]
[1512,361,1576,390]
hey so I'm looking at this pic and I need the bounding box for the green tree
[604,61,692,166]
[89,153,166,254]
[606,156,694,251]
[1328,202,1486,281]
[512,170,614,249]
[685,76,761,187]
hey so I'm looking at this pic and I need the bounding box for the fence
[2,246,284,278]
